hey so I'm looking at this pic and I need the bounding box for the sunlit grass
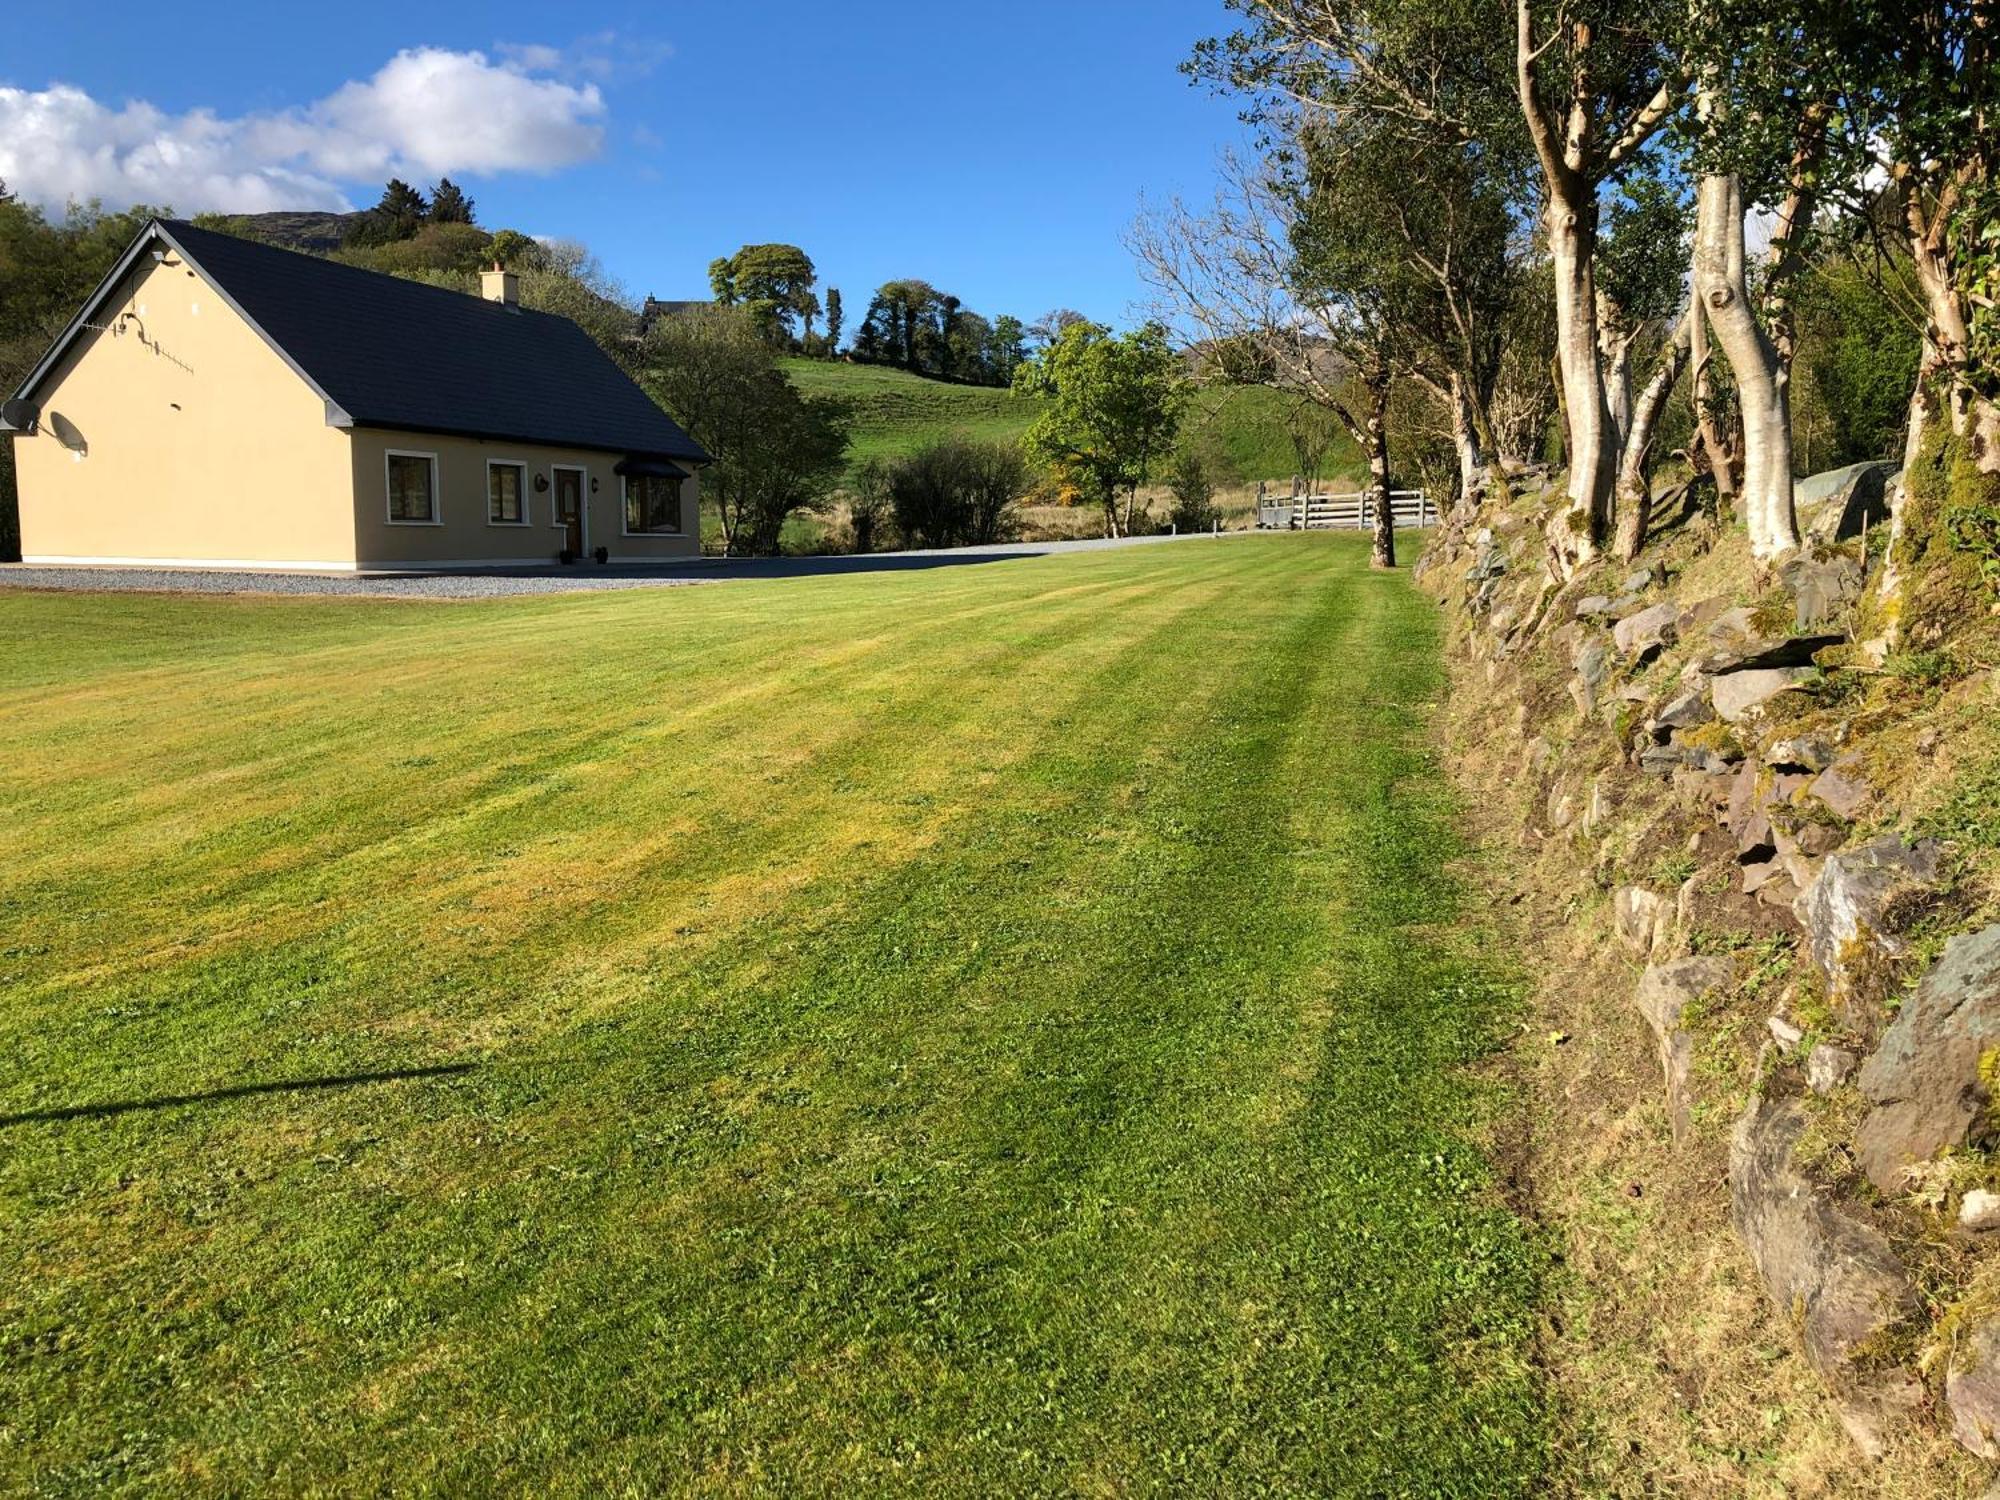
[0,535,1544,1495]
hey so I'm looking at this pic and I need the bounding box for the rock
[1619,568,1656,595]
[1855,925,2000,1192]
[1769,1014,1805,1052]
[1613,601,1681,657]
[1548,786,1576,831]
[1731,1090,1924,1457]
[1796,461,1896,543]
[1756,874,1803,911]
[1767,735,1836,774]
[1743,857,1785,895]
[1795,835,1943,1032]
[1712,667,1814,723]
[1574,593,1612,619]
[1570,636,1614,716]
[1655,689,1714,732]
[1807,756,1874,822]
[1960,1189,2000,1232]
[1678,594,1733,637]
[1583,778,1613,833]
[1950,1318,2000,1458]
[1636,958,1735,1140]
[1614,887,1673,956]
[1807,1044,1857,1094]
[1697,606,1844,674]
[1781,550,1866,634]
[1639,743,1686,779]
[1465,529,1506,581]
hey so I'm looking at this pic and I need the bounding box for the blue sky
[0,0,1249,328]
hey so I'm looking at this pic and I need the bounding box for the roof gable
[8,220,707,463]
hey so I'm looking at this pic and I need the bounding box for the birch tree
[1513,0,1681,571]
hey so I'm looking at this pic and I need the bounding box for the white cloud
[0,46,606,217]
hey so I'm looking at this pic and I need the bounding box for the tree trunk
[1613,309,1694,563]
[1448,372,1486,516]
[1601,324,1635,460]
[1367,367,1395,570]
[1688,281,1737,511]
[1694,165,1799,563]
[1547,199,1616,570]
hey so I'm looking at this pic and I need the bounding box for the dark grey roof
[10,219,707,462]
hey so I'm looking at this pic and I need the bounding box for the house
[0,219,710,571]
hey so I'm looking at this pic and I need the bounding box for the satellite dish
[48,411,86,454]
[0,398,37,436]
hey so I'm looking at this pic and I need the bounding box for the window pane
[388,455,433,522]
[628,475,679,533]
[489,464,523,523]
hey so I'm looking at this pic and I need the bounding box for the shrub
[887,437,1026,549]
[1166,451,1220,531]
[848,458,893,554]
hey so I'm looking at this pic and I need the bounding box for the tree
[989,315,1028,385]
[1028,309,1087,348]
[1513,0,1682,570]
[862,280,939,371]
[824,287,844,356]
[1166,450,1221,531]
[639,306,851,554]
[706,244,819,348]
[347,179,430,245]
[487,228,539,269]
[1133,140,1411,569]
[428,178,475,224]
[1284,400,1342,500]
[849,457,891,551]
[1015,321,1187,538]
[1183,1,1527,526]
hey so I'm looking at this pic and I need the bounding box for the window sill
[486,519,532,528]
[386,517,443,527]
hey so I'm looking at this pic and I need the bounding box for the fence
[1256,490,1436,531]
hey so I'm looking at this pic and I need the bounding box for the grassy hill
[781,358,1363,487]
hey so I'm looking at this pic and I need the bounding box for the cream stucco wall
[15,250,701,570]
[17,256,357,567]
[345,430,698,567]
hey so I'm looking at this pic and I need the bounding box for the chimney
[480,261,519,307]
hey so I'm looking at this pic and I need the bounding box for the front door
[554,468,584,556]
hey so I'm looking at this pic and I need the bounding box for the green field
[0,537,1543,1495]
[781,358,1362,486]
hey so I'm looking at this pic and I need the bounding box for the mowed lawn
[0,536,1545,1496]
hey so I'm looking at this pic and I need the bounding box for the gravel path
[0,532,1252,600]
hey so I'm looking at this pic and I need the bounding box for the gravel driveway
[0,532,1249,599]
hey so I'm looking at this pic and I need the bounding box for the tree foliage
[708,243,820,347]
[639,306,851,555]
[1015,320,1186,536]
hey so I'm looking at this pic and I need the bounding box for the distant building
[637,297,712,338]
[2,219,708,571]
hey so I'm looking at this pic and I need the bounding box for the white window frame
[485,458,531,528]
[550,464,589,551]
[621,473,685,537]
[384,449,441,526]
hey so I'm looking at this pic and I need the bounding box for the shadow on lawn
[0,1062,476,1127]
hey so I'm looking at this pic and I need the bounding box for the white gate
[1258,490,1436,531]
